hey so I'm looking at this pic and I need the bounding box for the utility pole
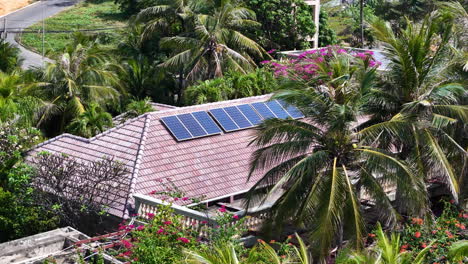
[360,0,364,48]
[42,0,45,62]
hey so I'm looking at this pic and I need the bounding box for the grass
[18,0,127,58]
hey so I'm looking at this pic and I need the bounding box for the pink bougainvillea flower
[136,225,145,231]
[182,197,189,201]
[121,239,133,249]
[163,221,172,225]
[177,237,190,243]
[233,215,239,220]
[219,205,227,213]
[201,220,208,224]
[122,251,132,256]
[149,190,157,195]
[174,197,179,201]
[147,213,155,219]
[260,60,271,64]
[157,228,165,234]
[267,49,276,54]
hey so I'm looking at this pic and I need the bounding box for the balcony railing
[133,193,271,236]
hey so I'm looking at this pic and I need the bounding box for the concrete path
[1,0,80,69]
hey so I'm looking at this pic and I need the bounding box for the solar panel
[209,108,239,132]
[177,113,207,137]
[161,116,192,141]
[224,106,252,129]
[265,100,291,119]
[277,100,305,119]
[251,102,277,119]
[238,104,263,125]
[192,111,222,135]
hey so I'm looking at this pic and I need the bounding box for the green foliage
[365,12,466,204]
[372,0,437,26]
[318,10,338,47]
[0,122,58,242]
[336,223,433,264]
[0,122,42,185]
[185,69,278,105]
[243,0,316,50]
[124,97,154,118]
[66,103,113,137]
[0,39,22,73]
[448,240,468,262]
[0,186,59,242]
[184,234,312,264]
[340,3,376,47]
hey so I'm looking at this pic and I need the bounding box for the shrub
[399,201,467,263]
[243,0,316,51]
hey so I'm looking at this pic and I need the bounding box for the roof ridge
[122,114,152,218]
[149,94,272,116]
[91,114,149,141]
[27,114,149,155]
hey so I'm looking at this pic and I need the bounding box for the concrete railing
[133,194,271,236]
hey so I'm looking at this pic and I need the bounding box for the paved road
[1,0,80,69]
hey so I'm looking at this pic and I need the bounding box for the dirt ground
[0,0,31,16]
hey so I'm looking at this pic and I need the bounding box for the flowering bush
[121,204,200,264]
[206,205,247,244]
[109,202,249,263]
[398,201,467,263]
[262,46,381,84]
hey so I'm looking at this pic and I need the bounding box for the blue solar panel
[277,100,305,119]
[161,116,192,141]
[238,104,263,125]
[192,111,222,135]
[265,100,291,119]
[224,106,252,129]
[177,113,207,137]
[209,108,239,132]
[251,102,277,119]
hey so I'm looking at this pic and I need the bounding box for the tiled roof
[27,95,272,218]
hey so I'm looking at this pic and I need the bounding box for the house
[27,95,303,219]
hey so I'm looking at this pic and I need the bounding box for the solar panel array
[161,111,222,141]
[161,100,304,141]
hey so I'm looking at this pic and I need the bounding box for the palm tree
[66,103,113,138]
[123,97,155,119]
[364,13,467,206]
[448,240,468,262]
[118,56,158,100]
[336,223,432,264]
[245,51,427,262]
[0,39,22,73]
[0,71,43,126]
[24,41,122,136]
[136,0,197,41]
[160,0,267,81]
